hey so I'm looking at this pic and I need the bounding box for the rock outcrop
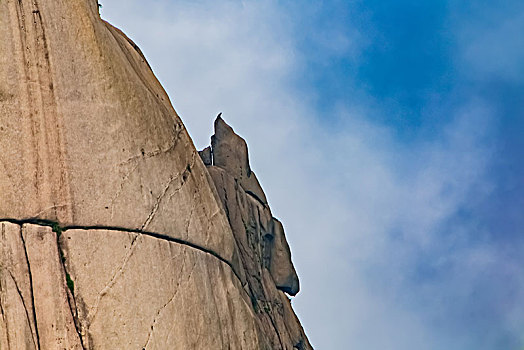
[201,116,308,348]
[0,0,311,349]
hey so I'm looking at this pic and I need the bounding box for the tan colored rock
[205,120,309,348]
[259,270,312,350]
[205,118,300,296]
[59,228,268,350]
[0,219,310,349]
[207,165,309,348]
[22,224,83,350]
[0,0,236,268]
[0,222,38,350]
[211,116,268,204]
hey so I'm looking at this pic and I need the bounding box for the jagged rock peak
[201,116,301,296]
[209,115,268,204]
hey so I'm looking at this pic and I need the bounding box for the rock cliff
[0,0,311,349]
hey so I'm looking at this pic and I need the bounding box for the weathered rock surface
[22,224,83,350]
[201,117,308,348]
[205,118,300,296]
[0,0,311,349]
[60,228,263,349]
[0,222,38,350]
[0,220,310,349]
[1,222,83,350]
[0,0,235,267]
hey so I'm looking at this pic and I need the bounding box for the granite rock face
[0,0,311,349]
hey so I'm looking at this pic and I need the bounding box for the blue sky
[102,1,524,349]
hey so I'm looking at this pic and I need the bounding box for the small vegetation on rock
[66,272,75,294]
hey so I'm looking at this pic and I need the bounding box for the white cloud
[101,1,522,349]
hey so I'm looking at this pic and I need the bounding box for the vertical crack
[55,230,86,350]
[267,307,284,350]
[19,226,41,350]
[6,271,38,350]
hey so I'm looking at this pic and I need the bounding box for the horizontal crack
[0,218,241,283]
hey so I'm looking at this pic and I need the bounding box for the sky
[101,1,524,349]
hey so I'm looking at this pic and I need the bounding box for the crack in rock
[141,154,196,231]
[110,125,185,217]
[162,256,199,348]
[87,233,141,326]
[140,176,178,232]
[18,226,40,350]
[6,271,38,349]
[0,220,238,283]
[203,209,221,249]
[142,250,187,349]
[184,194,197,242]
[57,241,86,350]
[117,125,184,167]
